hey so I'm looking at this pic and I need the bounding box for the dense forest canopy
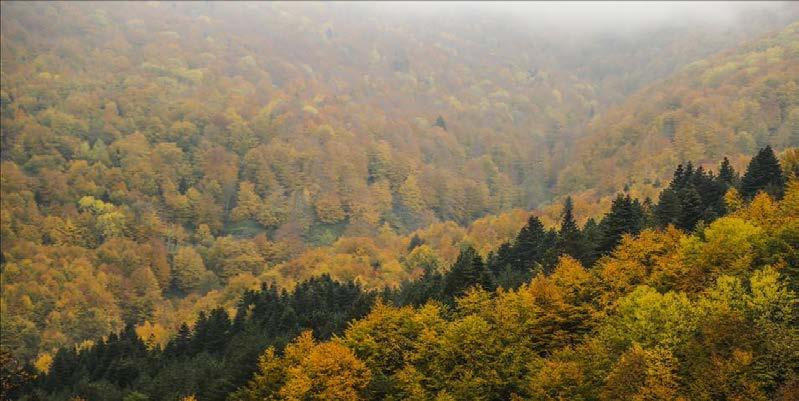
[1,2,798,400]
[9,150,799,401]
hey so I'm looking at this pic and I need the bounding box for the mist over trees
[1,2,798,400]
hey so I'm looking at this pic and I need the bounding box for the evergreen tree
[557,197,584,261]
[487,242,513,276]
[656,160,731,230]
[487,241,534,289]
[207,308,231,350]
[390,267,444,306]
[597,194,645,255]
[741,146,786,199]
[34,275,379,401]
[165,323,192,358]
[683,162,695,186]
[441,245,492,299]
[44,347,78,391]
[581,217,601,267]
[672,164,686,187]
[677,185,704,231]
[433,115,447,131]
[655,188,680,228]
[718,157,738,187]
[511,216,558,272]
[407,234,424,251]
[191,311,210,354]
[105,324,147,388]
[641,197,656,229]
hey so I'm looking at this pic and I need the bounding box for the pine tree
[205,308,231,353]
[677,185,704,231]
[656,160,730,230]
[581,217,601,267]
[741,146,786,199]
[672,164,686,188]
[433,115,447,131]
[488,242,513,275]
[597,194,645,255]
[165,323,192,357]
[683,162,695,186]
[44,347,78,391]
[557,197,584,261]
[511,216,556,272]
[641,197,656,229]
[442,245,491,299]
[191,311,209,354]
[407,233,424,251]
[718,157,738,187]
[106,324,147,387]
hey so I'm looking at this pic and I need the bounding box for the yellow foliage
[526,359,584,401]
[597,228,685,303]
[314,193,346,224]
[601,344,679,401]
[780,179,799,218]
[679,217,762,291]
[398,175,425,213]
[232,181,263,222]
[404,244,443,274]
[737,191,781,228]
[465,209,531,257]
[343,301,445,378]
[550,256,590,292]
[34,352,53,373]
[234,331,372,401]
[136,321,170,349]
[724,187,744,213]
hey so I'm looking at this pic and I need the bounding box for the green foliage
[742,145,787,200]
[441,246,494,300]
[596,194,646,255]
[557,197,586,262]
[600,286,697,353]
[654,160,732,231]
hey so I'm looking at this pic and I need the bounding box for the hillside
[2,3,799,396]
[2,2,797,245]
[11,152,799,400]
[555,21,799,215]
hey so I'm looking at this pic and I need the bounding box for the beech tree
[172,247,207,293]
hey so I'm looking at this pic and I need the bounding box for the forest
[1,2,798,401]
[6,149,798,400]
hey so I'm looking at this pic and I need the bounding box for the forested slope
[9,150,798,400]
[2,1,799,387]
[556,21,799,214]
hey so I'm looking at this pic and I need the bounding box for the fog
[336,1,797,34]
